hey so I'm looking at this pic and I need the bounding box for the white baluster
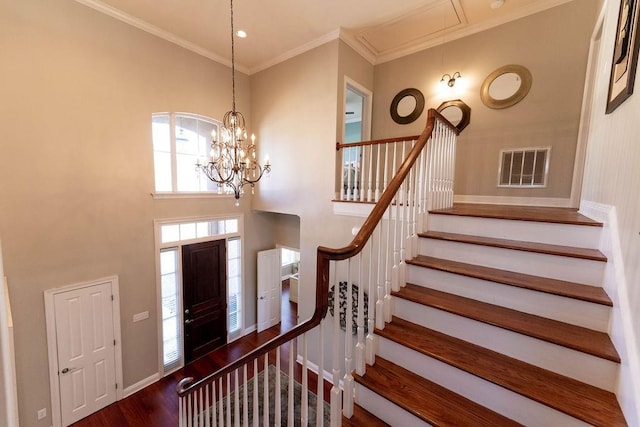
[263,356,269,427]
[179,396,184,427]
[275,347,281,427]
[234,369,240,427]
[205,385,210,427]
[375,224,385,330]
[288,338,295,427]
[398,140,408,288]
[364,237,376,364]
[383,142,390,196]
[218,379,224,427]
[383,208,392,323]
[367,145,373,202]
[341,147,347,200]
[242,365,248,427]
[226,373,231,427]
[316,321,325,426]
[211,382,217,427]
[343,260,354,419]
[356,251,365,375]
[353,147,360,201]
[252,359,258,427]
[391,142,400,292]
[375,144,382,201]
[330,261,342,426]
[301,333,308,426]
[187,394,192,427]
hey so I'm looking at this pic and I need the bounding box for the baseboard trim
[580,200,640,426]
[123,372,160,398]
[454,195,572,207]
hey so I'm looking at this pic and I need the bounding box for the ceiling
[75,0,574,74]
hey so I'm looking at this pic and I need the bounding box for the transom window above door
[152,113,221,194]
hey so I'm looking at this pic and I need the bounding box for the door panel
[183,239,227,363]
[257,249,281,332]
[54,282,116,426]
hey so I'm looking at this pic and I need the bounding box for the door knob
[60,367,77,374]
[259,296,265,300]
[184,309,190,314]
[185,319,193,325]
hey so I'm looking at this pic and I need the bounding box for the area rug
[204,365,331,426]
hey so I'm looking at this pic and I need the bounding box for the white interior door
[257,249,281,332]
[54,281,116,426]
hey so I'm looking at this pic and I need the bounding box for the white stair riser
[353,384,432,427]
[377,336,592,427]
[427,214,601,248]
[418,238,604,285]
[392,298,618,391]
[407,265,611,332]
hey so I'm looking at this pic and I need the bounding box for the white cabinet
[289,274,299,303]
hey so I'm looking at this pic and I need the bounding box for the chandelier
[196,0,270,203]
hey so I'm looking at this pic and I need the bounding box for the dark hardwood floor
[73,281,306,426]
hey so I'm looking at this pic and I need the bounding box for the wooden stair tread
[354,357,521,427]
[408,255,612,306]
[429,203,603,226]
[394,283,619,362]
[419,230,607,261]
[378,318,627,426]
[342,404,390,426]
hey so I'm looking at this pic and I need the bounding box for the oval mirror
[390,88,425,124]
[480,65,532,109]
[436,99,471,132]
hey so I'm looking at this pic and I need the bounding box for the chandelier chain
[230,0,236,113]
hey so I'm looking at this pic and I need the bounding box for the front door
[53,281,117,426]
[182,239,227,363]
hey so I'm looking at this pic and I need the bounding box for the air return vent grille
[498,147,550,187]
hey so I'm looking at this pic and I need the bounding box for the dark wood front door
[182,239,227,363]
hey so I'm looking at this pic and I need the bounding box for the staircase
[350,204,627,426]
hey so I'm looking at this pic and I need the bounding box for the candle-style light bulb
[211,129,217,141]
[251,133,256,144]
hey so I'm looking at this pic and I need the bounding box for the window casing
[155,215,243,375]
[152,113,221,194]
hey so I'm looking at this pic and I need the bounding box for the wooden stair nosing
[342,404,390,427]
[393,283,620,362]
[408,255,613,306]
[354,356,522,427]
[377,318,627,427]
[428,204,603,227]
[419,230,607,261]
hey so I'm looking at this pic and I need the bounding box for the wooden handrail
[336,135,421,151]
[336,110,459,151]
[177,109,453,397]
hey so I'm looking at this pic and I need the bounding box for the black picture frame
[607,0,640,114]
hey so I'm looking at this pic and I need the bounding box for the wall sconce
[440,72,462,88]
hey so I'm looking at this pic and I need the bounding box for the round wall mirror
[390,88,425,124]
[480,64,532,109]
[436,99,471,132]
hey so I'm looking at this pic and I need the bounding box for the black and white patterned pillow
[328,282,369,335]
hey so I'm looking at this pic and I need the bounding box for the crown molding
[72,0,251,75]
[74,0,575,72]
[248,29,343,75]
[374,0,575,64]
